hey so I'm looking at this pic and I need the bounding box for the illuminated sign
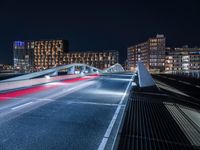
[14,41,25,47]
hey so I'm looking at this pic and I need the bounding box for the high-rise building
[127,34,166,72]
[127,42,148,71]
[165,46,200,72]
[13,40,69,72]
[13,41,34,72]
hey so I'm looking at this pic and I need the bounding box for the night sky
[0,0,200,64]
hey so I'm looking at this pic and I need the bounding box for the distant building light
[75,71,80,74]
[45,75,50,79]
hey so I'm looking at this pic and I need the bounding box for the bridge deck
[0,73,133,150]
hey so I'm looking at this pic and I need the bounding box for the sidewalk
[117,85,199,150]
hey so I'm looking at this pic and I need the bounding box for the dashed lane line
[71,101,125,107]
[11,101,34,110]
[178,80,191,85]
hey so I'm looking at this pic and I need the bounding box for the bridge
[0,63,133,150]
[0,63,200,150]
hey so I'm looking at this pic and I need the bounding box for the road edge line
[97,74,134,150]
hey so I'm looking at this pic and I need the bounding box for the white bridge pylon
[103,63,125,73]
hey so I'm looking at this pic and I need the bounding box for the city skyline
[0,1,200,149]
[1,0,200,64]
[13,39,119,72]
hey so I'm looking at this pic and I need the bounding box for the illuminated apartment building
[13,39,118,72]
[127,34,166,72]
[63,51,119,70]
[127,42,148,71]
[165,46,200,72]
[13,40,68,72]
[164,47,173,72]
[32,40,68,70]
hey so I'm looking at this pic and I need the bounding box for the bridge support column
[50,71,58,76]
[68,66,75,74]
[81,66,86,73]
[85,66,91,73]
[89,68,94,73]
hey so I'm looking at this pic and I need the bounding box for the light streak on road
[0,75,100,101]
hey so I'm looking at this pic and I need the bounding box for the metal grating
[117,92,197,150]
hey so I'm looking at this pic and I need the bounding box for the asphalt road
[0,73,134,150]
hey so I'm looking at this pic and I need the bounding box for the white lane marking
[110,75,135,150]
[43,82,94,99]
[98,138,108,150]
[162,76,199,87]
[3,82,94,112]
[36,98,54,101]
[0,97,54,101]
[155,80,190,97]
[97,75,134,150]
[165,103,200,146]
[71,101,124,107]
[0,98,53,112]
[178,80,191,85]
[168,77,176,81]
[11,101,33,110]
[161,76,200,87]
[104,106,121,138]
[196,85,200,88]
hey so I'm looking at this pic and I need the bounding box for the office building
[13,40,69,72]
[127,34,166,72]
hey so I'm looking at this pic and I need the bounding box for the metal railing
[171,71,200,79]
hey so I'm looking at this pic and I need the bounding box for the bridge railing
[171,71,200,79]
[0,63,126,92]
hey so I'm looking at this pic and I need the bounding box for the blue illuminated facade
[14,41,25,47]
[14,41,25,48]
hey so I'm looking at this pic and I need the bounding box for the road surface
[0,73,134,150]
